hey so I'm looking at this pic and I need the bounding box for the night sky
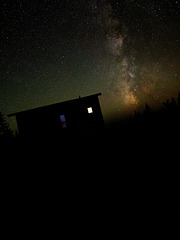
[1,0,180,129]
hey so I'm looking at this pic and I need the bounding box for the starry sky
[1,0,180,128]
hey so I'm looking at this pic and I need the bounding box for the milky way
[98,2,139,114]
[1,0,180,128]
[98,0,180,119]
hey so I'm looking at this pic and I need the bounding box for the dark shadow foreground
[1,96,180,228]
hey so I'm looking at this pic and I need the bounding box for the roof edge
[7,92,102,117]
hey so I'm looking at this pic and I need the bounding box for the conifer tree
[0,112,13,138]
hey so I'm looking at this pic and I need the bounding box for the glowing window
[60,115,66,128]
[60,115,66,123]
[87,107,93,114]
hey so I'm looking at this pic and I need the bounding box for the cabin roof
[8,93,102,117]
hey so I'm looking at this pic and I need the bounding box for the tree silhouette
[0,112,13,138]
[131,92,180,130]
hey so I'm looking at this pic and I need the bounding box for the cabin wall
[15,95,104,137]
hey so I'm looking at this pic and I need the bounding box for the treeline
[105,92,180,139]
[132,92,180,127]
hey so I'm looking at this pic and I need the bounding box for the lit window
[60,115,66,128]
[87,107,93,114]
[60,115,66,123]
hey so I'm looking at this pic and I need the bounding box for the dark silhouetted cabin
[8,93,104,138]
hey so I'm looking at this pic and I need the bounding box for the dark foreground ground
[1,112,180,230]
[1,98,180,236]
